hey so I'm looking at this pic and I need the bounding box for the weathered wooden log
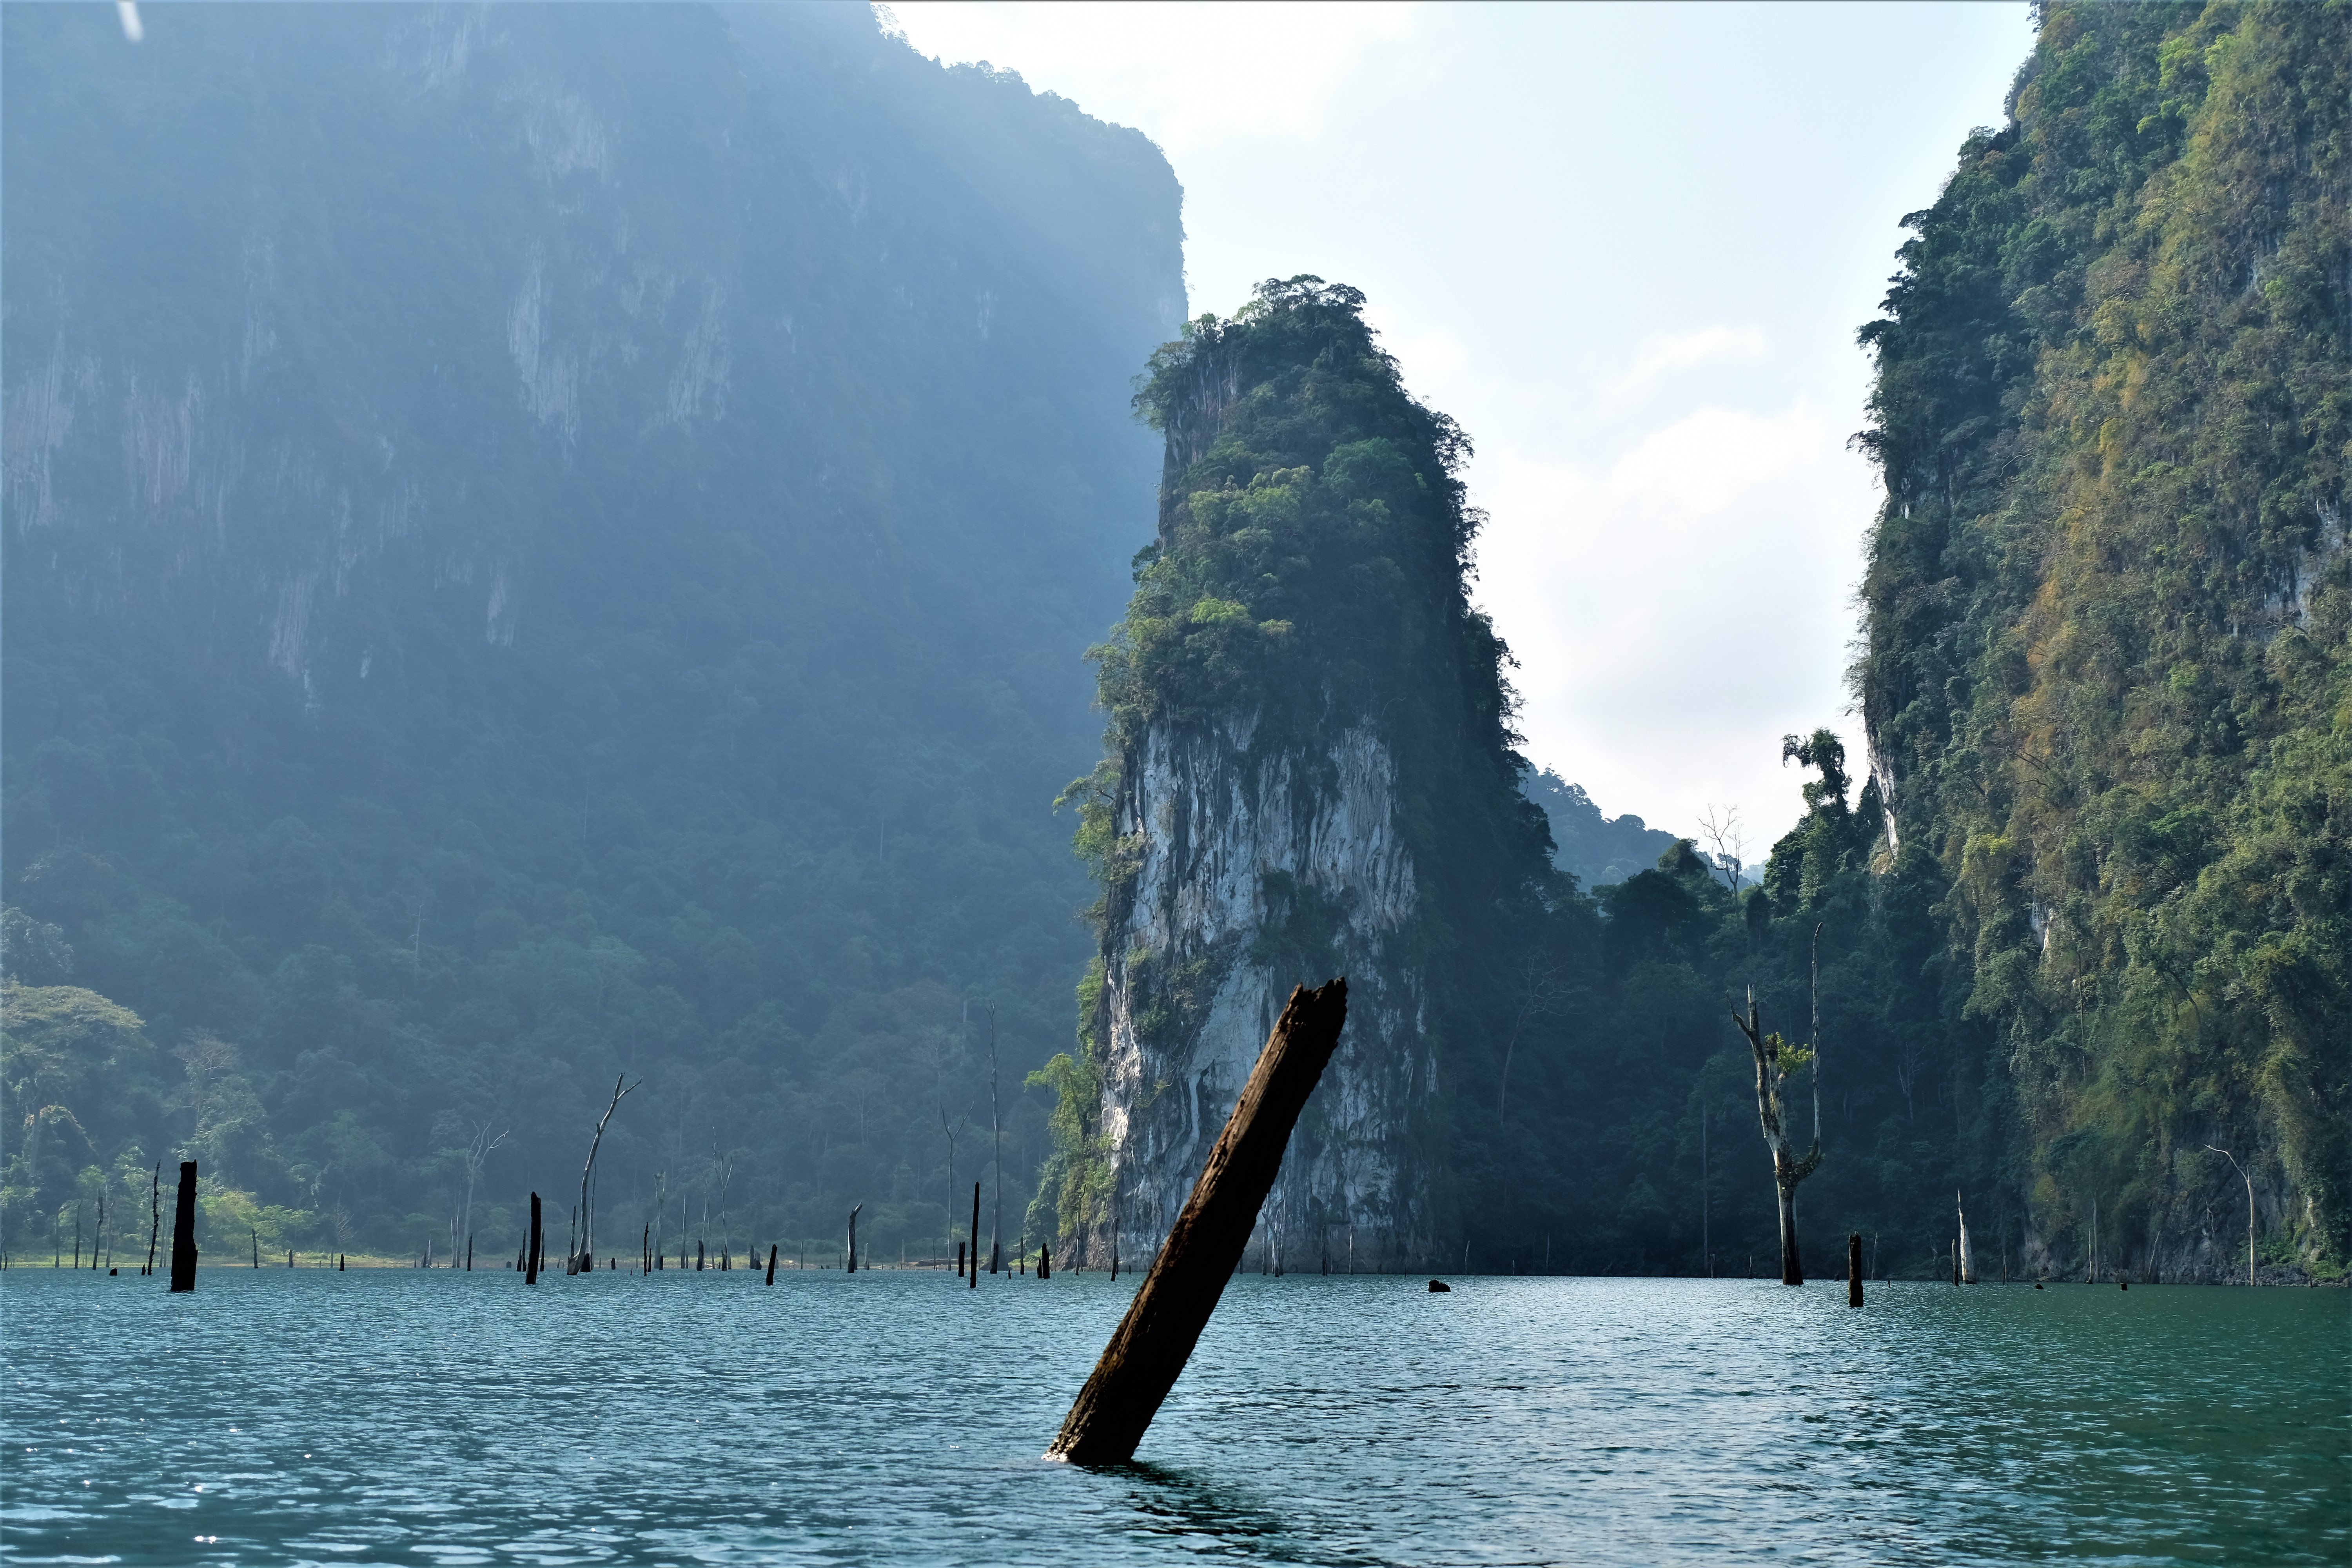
[1049,979,1348,1465]
[969,1183,980,1291]
[526,1192,542,1285]
[766,1243,778,1285]
[167,1161,199,1292]
[1847,1233,1862,1307]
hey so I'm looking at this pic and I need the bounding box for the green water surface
[2,1271,2341,1564]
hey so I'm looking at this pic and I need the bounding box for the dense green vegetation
[7,1,2336,1286]
[1523,770,1686,890]
[1039,0,2342,1283]
[1040,280,1960,1276]
[0,4,1180,1267]
[1853,0,2347,1277]
[1029,278,1567,1258]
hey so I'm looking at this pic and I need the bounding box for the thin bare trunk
[1732,988,1820,1286]
[577,1076,639,1269]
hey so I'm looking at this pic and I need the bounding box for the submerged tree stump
[1049,978,1348,1465]
[167,1161,199,1292]
[1848,1233,1862,1308]
[766,1243,778,1286]
[526,1192,542,1286]
[970,1184,980,1291]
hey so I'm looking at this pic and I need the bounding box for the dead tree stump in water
[847,1205,861,1274]
[766,1244,778,1285]
[1039,1243,1051,1280]
[525,1193,542,1286]
[956,1241,966,1279]
[1049,979,1348,1465]
[969,1184,980,1291]
[167,1161,199,1292]
[1847,1234,1862,1308]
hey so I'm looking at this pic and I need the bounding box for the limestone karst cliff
[1036,279,1563,1270]
[1852,0,2347,1276]
[1,2,1180,1258]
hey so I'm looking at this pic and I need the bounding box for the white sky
[893,0,2034,851]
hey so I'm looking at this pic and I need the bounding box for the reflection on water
[2,1270,2343,1566]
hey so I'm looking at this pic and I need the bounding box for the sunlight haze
[892,0,2037,851]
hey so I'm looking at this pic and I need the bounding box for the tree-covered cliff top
[1854,0,2348,1269]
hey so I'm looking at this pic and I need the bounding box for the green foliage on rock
[1854,0,2348,1273]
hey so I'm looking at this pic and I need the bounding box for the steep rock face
[0,3,1183,1247]
[1853,2,2348,1272]
[1099,718,1432,1269]
[1053,279,1561,1272]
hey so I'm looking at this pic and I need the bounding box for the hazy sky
[894,1,2034,853]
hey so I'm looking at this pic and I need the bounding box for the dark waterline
[3,1271,2343,1565]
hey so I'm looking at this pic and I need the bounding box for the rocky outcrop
[1094,714,1437,1272]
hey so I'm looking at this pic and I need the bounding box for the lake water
[2,1269,2343,1565]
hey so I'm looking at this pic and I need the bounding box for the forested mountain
[1,3,1183,1265]
[1852,0,2347,1279]
[8,0,2337,1288]
[1522,769,1686,890]
[1033,0,2344,1284]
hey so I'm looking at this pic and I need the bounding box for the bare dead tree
[1731,987,1821,1285]
[1697,804,1749,894]
[927,1022,965,1261]
[1895,1029,1925,1123]
[576,1075,640,1269]
[1497,952,1569,1127]
[652,1169,667,1271]
[982,1000,1002,1272]
[2206,1145,2257,1286]
[1810,923,1824,1146]
[713,1143,735,1266]
[459,1121,507,1266]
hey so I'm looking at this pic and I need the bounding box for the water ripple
[2,1272,2342,1565]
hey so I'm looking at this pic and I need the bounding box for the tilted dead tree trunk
[1731,987,1820,1285]
[1049,979,1348,1465]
